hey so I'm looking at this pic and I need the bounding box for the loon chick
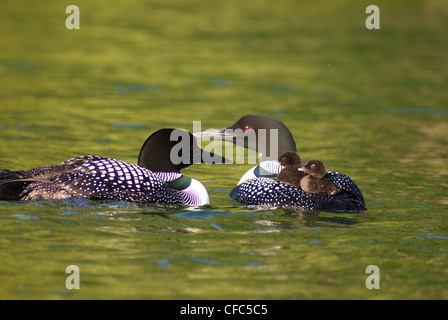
[0,129,225,206]
[195,114,366,212]
[300,159,341,195]
[279,151,302,167]
[275,151,306,188]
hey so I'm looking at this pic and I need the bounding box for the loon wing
[152,172,183,183]
[15,156,185,204]
[0,157,92,200]
[53,157,176,202]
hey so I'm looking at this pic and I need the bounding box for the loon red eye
[243,125,250,132]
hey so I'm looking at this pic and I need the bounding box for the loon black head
[303,159,326,179]
[194,114,297,161]
[278,151,302,167]
[138,128,227,173]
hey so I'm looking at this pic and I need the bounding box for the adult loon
[0,128,225,206]
[194,114,366,212]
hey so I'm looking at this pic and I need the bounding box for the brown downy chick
[300,159,341,195]
[275,151,306,188]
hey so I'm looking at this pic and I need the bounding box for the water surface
[0,0,447,299]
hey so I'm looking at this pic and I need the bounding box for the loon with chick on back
[0,128,225,206]
[194,114,366,212]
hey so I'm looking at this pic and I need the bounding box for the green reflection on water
[0,0,447,299]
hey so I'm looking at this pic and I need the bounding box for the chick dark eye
[243,125,250,132]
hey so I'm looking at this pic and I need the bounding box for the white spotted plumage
[18,156,208,205]
[230,172,366,212]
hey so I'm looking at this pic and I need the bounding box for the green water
[0,0,447,300]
